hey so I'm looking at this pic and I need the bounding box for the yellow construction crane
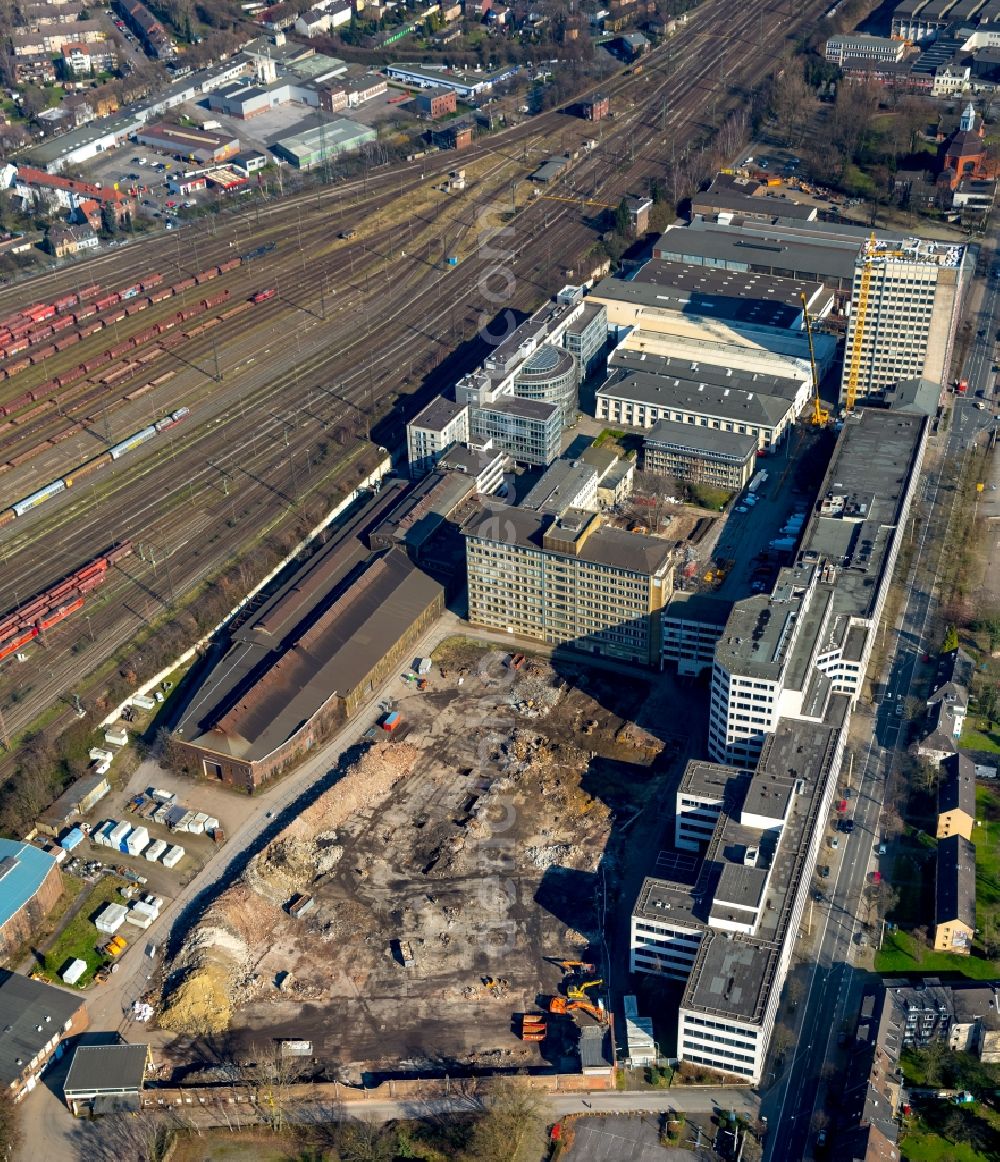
[800,293,829,426]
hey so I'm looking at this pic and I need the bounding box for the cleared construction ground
[156,641,693,1080]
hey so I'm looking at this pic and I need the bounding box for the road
[762,235,999,1160]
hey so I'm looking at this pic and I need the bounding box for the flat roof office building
[643,419,758,491]
[709,408,928,767]
[464,504,674,666]
[839,236,970,404]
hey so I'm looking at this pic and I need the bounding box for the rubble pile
[158,742,418,1034]
[507,672,563,719]
[157,962,233,1035]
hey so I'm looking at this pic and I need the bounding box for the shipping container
[161,845,185,868]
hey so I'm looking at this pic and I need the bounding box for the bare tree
[0,1085,22,1160]
[464,1076,546,1162]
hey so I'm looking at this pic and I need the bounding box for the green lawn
[38,874,128,987]
[961,722,1000,753]
[875,930,1000,979]
[976,787,1000,909]
[902,1128,991,1162]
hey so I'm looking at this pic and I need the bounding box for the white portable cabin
[109,821,131,851]
[94,821,115,847]
[125,905,156,930]
[62,958,87,985]
[145,838,168,862]
[161,845,185,868]
[95,902,128,933]
[125,826,150,857]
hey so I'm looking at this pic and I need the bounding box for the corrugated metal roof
[0,841,57,928]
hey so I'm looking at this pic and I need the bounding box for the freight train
[0,541,132,662]
[0,409,190,525]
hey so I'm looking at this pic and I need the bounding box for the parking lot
[702,423,834,603]
[81,146,201,230]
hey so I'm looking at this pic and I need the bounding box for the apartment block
[464,505,674,666]
[839,236,970,405]
[883,978,1000,1060]
[709,409,927,767]
[934,834,976,954]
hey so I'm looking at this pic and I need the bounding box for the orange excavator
[554,959,596,974]
[548,996,608,1022]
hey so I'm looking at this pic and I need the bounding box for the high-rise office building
[839,236,969,406]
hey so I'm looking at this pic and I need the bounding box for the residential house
[937,752,976,841]
[934,834,976,954]
[918,647,973,761]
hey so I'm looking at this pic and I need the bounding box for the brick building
[416,87,457,119]
[0,842,63,963]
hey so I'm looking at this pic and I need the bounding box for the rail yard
[0,0,828,759]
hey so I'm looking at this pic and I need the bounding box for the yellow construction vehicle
[800,293,829,426]
[567,978,604,1001]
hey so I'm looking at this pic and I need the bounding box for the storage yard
[155,645,692,1077]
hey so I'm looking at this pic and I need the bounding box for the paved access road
[762,232,1000,1160]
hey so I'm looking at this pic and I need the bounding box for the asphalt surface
[762,235,999,1161]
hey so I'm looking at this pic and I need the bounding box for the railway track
[0,0,830,752]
